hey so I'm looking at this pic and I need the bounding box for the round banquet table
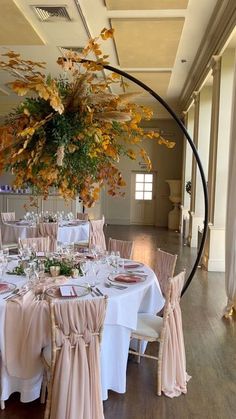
[1,220,90,245]
[0,257,164,403]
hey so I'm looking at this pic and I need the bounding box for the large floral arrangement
[0,28,174,206]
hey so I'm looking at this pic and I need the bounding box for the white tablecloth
[0,258,164,402]
[2,221,90,245]
[57,222,89,244]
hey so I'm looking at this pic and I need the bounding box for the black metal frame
[84,62,209,295]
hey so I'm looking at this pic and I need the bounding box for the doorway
[130,172,156,225]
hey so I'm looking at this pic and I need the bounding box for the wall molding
[180,0,236,110]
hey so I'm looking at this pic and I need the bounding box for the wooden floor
[1,225,236,419]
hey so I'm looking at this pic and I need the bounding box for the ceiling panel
[0,0,44,45]
[111,18,184,68]
[105,0,189,10]
[124,71,171,97]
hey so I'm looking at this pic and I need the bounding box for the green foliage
[44,257,82,277]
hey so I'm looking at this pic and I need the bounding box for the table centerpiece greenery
[0,28,174,207]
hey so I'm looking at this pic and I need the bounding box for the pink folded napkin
[86,254,96,260]
[0,283,10,292]
[114,274,142,283]
[124,263,141,269]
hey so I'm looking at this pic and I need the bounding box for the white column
[202,49,235,271]
[180,107,193,240]
[189,86,212,247]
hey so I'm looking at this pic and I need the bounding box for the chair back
[1,212,15,223]
[155,248,177,297]
[158,271,189,397]
[108,237,134,259]
[89,216,106,252]
[77,212,89,221]
[18,236,50,252]
[45,296,107,419]
[38,222,58,252]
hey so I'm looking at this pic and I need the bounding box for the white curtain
[224,52,236,317]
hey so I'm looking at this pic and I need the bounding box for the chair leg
[1,400,5,410]
[157,345,162,396]
[137,339,142,363]
[40,374,47,404]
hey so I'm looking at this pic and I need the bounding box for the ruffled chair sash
[89,218,106,252]
[161,271,191,397]
[38,222,58,252]
[49,298,106,419]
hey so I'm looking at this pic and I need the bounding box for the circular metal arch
[84,61,208,296]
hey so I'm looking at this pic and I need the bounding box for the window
[135,173,153,200]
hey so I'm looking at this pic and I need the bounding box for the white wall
[104,119,183,226]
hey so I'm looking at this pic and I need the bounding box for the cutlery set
[3,287,29,301]
[90,286,104,297]
[104,282,127,290]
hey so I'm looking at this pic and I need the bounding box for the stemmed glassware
[0,254,8,282]
[108,251,120,273]
[23,261,39,288]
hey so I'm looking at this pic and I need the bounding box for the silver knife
[95,287,104,296]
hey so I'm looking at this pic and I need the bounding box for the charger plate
[108,273,146,285]
[0,282,17,295]
[123,261,144,269]
[46,284,90,298]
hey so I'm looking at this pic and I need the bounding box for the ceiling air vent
[60,46,84,55]
[32,5,71,22]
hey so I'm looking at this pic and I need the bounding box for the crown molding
[180,0,236,111]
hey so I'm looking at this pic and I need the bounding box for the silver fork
[104,282,127,290]
[3,288,20,300]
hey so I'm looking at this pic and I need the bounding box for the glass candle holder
[50,266,60,277]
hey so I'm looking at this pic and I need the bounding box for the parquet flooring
[1,226,236,419]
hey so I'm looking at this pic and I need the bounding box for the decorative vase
[166,180,181,230]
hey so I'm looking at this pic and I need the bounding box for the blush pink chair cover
[5,291,50,379]
[38,222,58,252]
[161,271,190,397]
[0,212,15,223]
[89,217,106,252]
[0,213,18,246]
[48,298,107,419]
[155,248,177,297]
[19,236,50,252]
[108,237,134,259]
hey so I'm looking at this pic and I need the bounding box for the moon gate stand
[85,61,208,296]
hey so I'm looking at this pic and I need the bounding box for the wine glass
[0,255,9,282]
[89,261,100,286]
[80,260,89,277]
[113,251,120,272]
[34,261,45,280]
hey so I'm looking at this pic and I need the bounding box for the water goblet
[24,263,32,284]
[0,256,9,282]
[80,260,89,277]
[113,251,120,272]
[34,261,45,280]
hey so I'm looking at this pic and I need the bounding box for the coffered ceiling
[0,0,232,119]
